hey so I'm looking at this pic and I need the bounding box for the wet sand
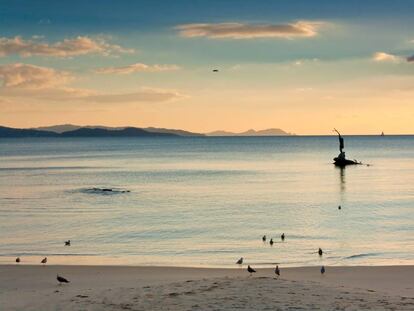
[1,265,413,310]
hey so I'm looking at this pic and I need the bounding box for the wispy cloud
[95,63,180,74]
[0,63,72,89]
[175,21,324,39]
[0,63,186,103]
[372,52,400,62]
[0,36,134,57]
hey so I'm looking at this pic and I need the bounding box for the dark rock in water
[84,187,130,194]
[333,156,360,167]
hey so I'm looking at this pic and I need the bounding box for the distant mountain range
[0,124,293,138]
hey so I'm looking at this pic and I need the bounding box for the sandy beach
[1,265,413,310]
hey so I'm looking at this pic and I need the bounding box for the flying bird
[275,265,280,278]
[270,238,274,246]
[247,265,256,275]
[41,257,47,265]
[57,274,70,284]
[15,257,21,263]
[321,266,325,275]
[318,248,323,256]
[262,235,266,242]
[236,257,243,265]
[64,240,71,246]
[281,233,285,241]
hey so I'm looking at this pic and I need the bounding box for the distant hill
[0,126,59,138]
[33,124,205,136]
[207,128,293,136]
[60,127,178,137]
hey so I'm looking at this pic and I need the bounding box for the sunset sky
[1,0,414,134]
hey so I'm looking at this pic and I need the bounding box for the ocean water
[0,136,413,267]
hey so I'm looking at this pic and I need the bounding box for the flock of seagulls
[15,240,71,284]
[238,232,328,277]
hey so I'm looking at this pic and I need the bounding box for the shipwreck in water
[333,129,361,167]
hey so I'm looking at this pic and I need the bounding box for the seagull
[270,238,274,246]
[41,257,47,265]
[321,266,325,275]
[281,233,285,241]
[15,257,21,263]
[64,240,71,246]
[318,248,323,256]
[275,265,280,278]
[212,69,219,72]
[57,274,70,285]
[236,257,243,265]
[247,265,256,276]
[338,205,341,210]
[262,235,266,242]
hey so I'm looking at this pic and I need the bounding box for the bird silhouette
[64,240,71,246]
[275,265,280,278]
[270,238,274,246]
[321,266,325,275]
[212,69,219,72]
[236,257,243,265]
[281,233,285,241]
[247,265,256,275]
[41,257,47,265]
[262,235,266,242]
[318,248,323,256]
[15,257,21,263]
[57,274,70,284]
[338,205,341,210]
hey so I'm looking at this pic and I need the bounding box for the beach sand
[1,265,413,310]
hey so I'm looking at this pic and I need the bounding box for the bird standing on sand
[236,257,243,265]
[57,274,70,284]
[262,235,266,242]
[247,265,256,275]
[41,257,47,265]
[281,233,285,241]
[318,248,323,256]
[270,238,274,246]
[338,205,341,210]
[16,257,21,263]
[275,265,280,278]
[321,266,325,275]
[64,240,71,246]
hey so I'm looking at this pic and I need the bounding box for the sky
[1,0,414,135]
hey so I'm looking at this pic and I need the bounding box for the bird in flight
[57,274,70,285]
[64,240,71,246]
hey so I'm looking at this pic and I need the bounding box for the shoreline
[1,264,413,310]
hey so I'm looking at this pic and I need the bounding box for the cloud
[0,36,134,57]
[84,88,186,103]
[0,63,186,104]
[175,21,323,39]
[0,63,72,89]
[372,52,400,62]
[95,63,180,74]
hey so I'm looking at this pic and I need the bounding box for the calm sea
[0,136,413,267]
